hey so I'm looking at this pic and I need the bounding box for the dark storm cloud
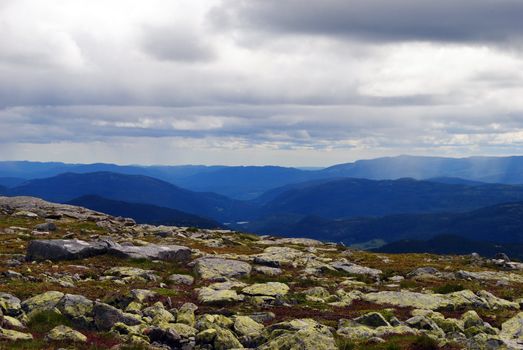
[212,0,523,44]
[140,25,216,62]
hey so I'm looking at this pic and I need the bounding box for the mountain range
[4,155,523,257]
[4,155,523,200]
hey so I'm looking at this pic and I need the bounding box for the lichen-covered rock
[194,257,252,281]
[254,246,304,267]
[93,302,142,331]
[260,322,337,350]
[0,292,22,317]
[500,312,523,342]
[56,293,94,328]
[105,266,158,281]
[196,314,234,331]
[177,303,198,326]
[354,312,391,328]
[242,282,289,297]
[0,328,33,341]
[197,287,244,304]
[214,327,244,350]
[46,325,87,342]
[234,316,264,337]
[22,291,64,315]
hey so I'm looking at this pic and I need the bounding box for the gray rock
[93,302,141,331]
[354,312,391,328]
[330,260,382,277]
[107,242,191,262]
[408,267,439,277]
[168,274,194,286]
[34,222,57,232]
[26,239,109,261]
[194,257,252,281]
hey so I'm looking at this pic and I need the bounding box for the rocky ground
[0,196,522,349]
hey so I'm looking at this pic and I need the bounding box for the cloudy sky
[2,0,523,166]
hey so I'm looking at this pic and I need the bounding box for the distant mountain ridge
[238,201,523,245]
[6,172,256,222]
[258,177,523,219]
[4,155,523,199]
[373,234,523,260]
[68,195,223,229]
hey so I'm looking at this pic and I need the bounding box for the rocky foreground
[0,197,523,349]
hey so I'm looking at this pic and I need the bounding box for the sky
[2,0,523,166]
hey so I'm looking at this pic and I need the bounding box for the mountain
[7,172,256,222]
[237,201,523,245]
[425,177,485,186]
[67,195,222,229]
[174,166,320,200]
[4,155,523,199]
[374,234,523,260]
[320,155,523,183]
[259,177,523,219]
[0,177,26,188]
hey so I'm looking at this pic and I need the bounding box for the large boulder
[56,294,94,328]
[194,257,252,281]
[21,291,64,315]
[330,260,382,277]
[107,242,191,262]
[254,246,304,267]
[26,239,109,261]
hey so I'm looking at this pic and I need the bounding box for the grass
[27,310,72,333]
[433,283,464,294]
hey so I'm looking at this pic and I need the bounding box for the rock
[406,316,444,335]
[2,315,25,330]
[22,291,64,315]
[254,246,303,267]
[407,267,439,278]
[146,327,181,348]
[194,257,252,281]
[0,293,22,316]
[196,314,234,331]
[354,312,391,328]
[260,320,337,350]
[0,328,33,341]
[234,316,264,337]
[105,267,158,281]
[500,312,523,342]
[168,274,194,286]
[35,222,57,232]
[196,328,217,343]
[26,239,108,261]
[253,266,283,276]
[242,282,289,297]
[197,287,244,304]
[143,302,176,326]
[166,323,197,338]
[107,242,191,262]
[330,260,382,277]
[362,291,445,310]
[56,294,94,327]
[46,325,87,342]
[131,289,157,303]
[93,302,141,331]
[214,327,244,350]
[177,303,198,326]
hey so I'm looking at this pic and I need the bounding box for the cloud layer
[1,0,523,165]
